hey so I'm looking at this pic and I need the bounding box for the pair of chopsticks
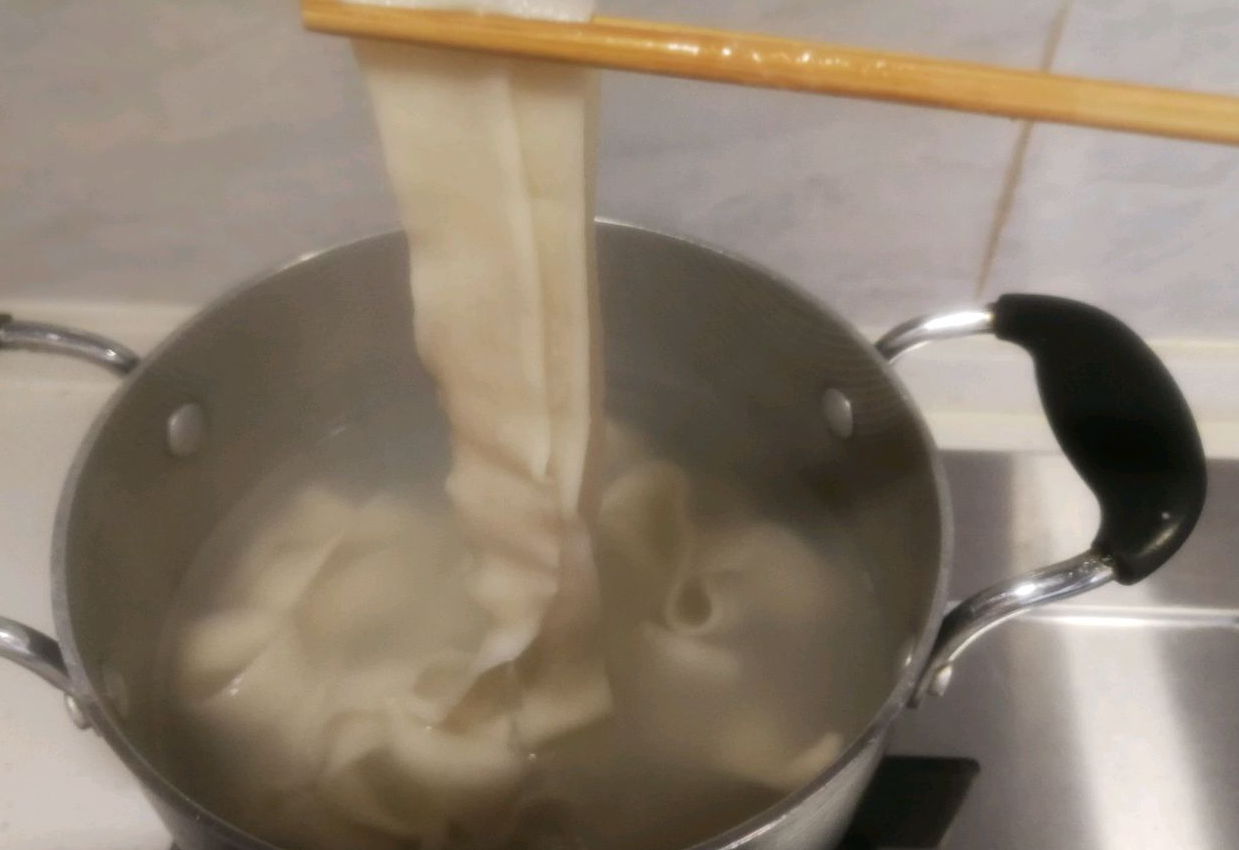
[303,0,1239,147]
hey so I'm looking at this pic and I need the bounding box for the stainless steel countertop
[890,451,1239,849]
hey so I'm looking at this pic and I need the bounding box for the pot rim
[50,219,953,850]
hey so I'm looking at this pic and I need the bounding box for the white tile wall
[985,0,1239,338]
[0,0,395,305]
[1,0,1236,340]
[3,0,1064,331]
[597,82,1020,328]
[599,0,1066,327]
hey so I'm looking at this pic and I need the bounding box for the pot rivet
[929,664,954,697]
[167,402,206,457]
[821,388,853,439]
[102,666,131,719]
[64,694,90,730]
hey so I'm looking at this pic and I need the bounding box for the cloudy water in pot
[154,415,894,850]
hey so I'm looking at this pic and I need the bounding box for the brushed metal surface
[891,450,1239,849]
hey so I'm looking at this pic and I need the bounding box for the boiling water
[155,417,895,850]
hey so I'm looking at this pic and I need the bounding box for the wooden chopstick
[303,0,1239,147]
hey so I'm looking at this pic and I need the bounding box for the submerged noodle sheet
[164,439,874,850]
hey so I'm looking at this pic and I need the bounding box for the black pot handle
[878,295,1206,703]
[991,294,1206,584]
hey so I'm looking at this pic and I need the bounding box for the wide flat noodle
[595,460,847,792]
[353,38,610,745]
[169,490,489,849]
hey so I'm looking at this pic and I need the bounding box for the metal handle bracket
[0,314,139,727]
[911,552,1115,705]
[0,314,139,375]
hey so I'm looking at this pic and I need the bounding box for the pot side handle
[0,314,138,715]
[878,295,1206,704]
[0,314,139,376]
[0,617,72,693]
[990,294,1206,583]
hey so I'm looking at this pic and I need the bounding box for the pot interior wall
[60,223,944,780]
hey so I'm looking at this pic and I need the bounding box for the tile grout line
[972,0,1075,299]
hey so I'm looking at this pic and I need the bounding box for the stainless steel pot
[0,221,1205,850]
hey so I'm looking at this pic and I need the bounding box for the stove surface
[889,451,1239,848]
[1,377,1235,849]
